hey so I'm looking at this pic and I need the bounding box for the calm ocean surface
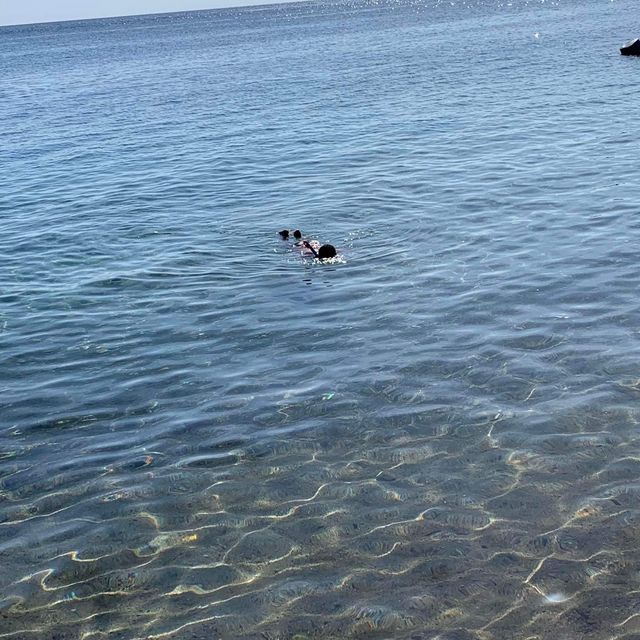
[2,0,640,637]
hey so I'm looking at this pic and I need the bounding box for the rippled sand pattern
[3,0,640,637]
[4,409,640,640]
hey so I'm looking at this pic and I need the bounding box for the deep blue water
[3,0,640,637]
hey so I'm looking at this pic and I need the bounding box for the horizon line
[0,0,304,28]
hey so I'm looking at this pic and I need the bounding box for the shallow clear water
[2,0,640,637]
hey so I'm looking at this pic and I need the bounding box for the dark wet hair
[278,229,289,239]
[318,244,337,259]
[293,230,302,240]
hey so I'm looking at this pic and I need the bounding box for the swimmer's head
[293,230,302,240]
[278,229,289,240]
[318,244,337,260]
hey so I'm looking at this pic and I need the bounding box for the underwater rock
[620,39,640,56]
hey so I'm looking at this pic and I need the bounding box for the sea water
[2,0,640,637]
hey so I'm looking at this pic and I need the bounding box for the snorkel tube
[303,240,319,259]
[303,241,337,260]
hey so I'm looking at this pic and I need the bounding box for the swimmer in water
[278,229,337,260]
[303,240,337,260]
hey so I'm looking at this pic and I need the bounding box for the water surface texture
[3,0,640,637]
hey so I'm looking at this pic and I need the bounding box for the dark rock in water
[621,39,640,56]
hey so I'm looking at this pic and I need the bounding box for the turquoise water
[3,0,640,637]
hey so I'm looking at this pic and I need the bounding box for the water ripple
[3,0,640,637]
